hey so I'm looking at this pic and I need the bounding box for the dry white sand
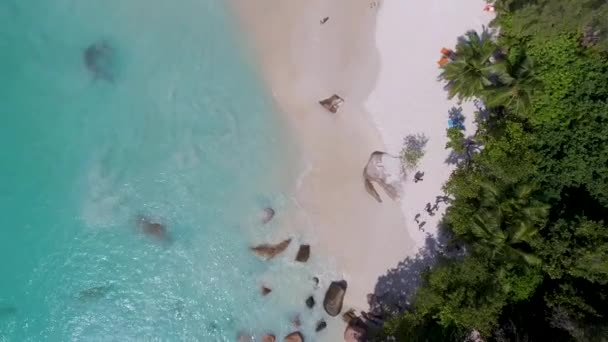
[230,0,492,340]
[367,0,493,251]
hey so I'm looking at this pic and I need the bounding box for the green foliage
[441,28,540,115]
[538,218,608,284]
[450,181,548,266]
[400,133,429,171]
[439,28,505,101]
[492,0,608,50]
[383,256,507,338]
[525,34,608,204]
[483,54,538,114]
[445,128,465,155]
[381,2,608,341]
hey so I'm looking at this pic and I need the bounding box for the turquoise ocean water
[0,1,328,340]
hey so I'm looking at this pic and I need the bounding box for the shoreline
[229,0,493,339]
[229,0,414,338]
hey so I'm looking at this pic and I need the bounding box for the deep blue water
[0,1,327,340]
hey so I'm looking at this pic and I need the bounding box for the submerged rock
[237,332,254,342]
[295,244,310,262]
[284,331,304,342]
[262,334,276,342]
[319,94,344,113]
[363,151,402,203]
[291,314,302,328]
[261,286,272,296]
[0,305,17,317]
[315,319,327,332]
[250,239,292,260]
[137,215,169,241]
[83,40,115,82]
[305,296,315,309]
[261,207,275,224]
[323,280,347,317]
[78,284,113,301]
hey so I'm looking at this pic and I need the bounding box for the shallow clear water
[0,1,329,340]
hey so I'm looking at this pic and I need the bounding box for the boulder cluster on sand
[363,151,402,203]
[323,280,348,316]
[248,208,357,341]
[338,295,390,342]
[342,310,371,342]
[344,324,367,342]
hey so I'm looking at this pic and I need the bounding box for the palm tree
[466,182,549,266]
[439,28,510,101]
[482,55,539,114]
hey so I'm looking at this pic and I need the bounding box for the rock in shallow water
[250,238,292,260]
[78,284,113,301]
[83,40,115,82]
[237,332,254,342]
[323,280,347,317]
[0,305,17,316]
[295,244,310,262]
[261,207,275,224]
[261,286,272,296]
[291,314,302,328]
[315,319,327,332]
[262,334,276,342]
[284,331,304,342]
[305,295,315,309]
[136,215,169,241]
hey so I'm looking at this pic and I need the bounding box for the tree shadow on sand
[369,224,463,317]
[445,136,480,166]
[448,106,466,130]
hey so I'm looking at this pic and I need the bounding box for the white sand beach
[367,0,492,255]
[231,0,492,339]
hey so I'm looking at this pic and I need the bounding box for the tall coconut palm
[439,28,511,101]
[483,55,539,115]
[467,182,549,266]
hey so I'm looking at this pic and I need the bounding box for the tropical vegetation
[378,1,608,341]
